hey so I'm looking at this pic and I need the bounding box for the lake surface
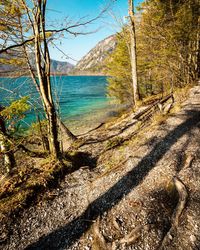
[0,76,120,133]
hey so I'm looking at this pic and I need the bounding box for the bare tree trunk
[0,108,15,174]
[0,133,14,173]
[33,1,61,160]
[196,17,200,80]
[57,119,77,141]
[128,0,139,106]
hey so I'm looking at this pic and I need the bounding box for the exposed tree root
[92,215,143,250]
[118,225,142,246]
[18,144,48,158]
[172,177,188,227]
[159,177,188,249]
[58,119,77,141]
[92,217,107,250]
[77,123,105,137]
[184,154,194,169]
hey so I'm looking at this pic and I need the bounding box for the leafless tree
[0,0,109,160]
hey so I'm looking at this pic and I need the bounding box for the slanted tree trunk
[128,0,139,106]
[57,119,77,141]
[0,108,15,174]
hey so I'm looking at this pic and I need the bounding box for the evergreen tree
[138,0,200,88]
[104,32,133,105]
[106,0,200,103]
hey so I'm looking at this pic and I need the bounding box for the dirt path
[1,86,200,250]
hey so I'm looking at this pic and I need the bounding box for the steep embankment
[1,85,200,250]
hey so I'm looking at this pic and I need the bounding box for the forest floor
[1,85,200,250]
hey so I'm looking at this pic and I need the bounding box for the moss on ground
[0,156,72,224]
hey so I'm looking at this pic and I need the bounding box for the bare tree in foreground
[0,0,108,160]
[0,106,15,173]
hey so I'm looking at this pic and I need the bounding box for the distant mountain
[73,34,117,75]
[0,54,74,76]
[51,60,74,75]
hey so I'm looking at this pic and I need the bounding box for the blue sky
[47,0,143,64]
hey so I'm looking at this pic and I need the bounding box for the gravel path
[1,86,200,250]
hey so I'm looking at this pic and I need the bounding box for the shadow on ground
[26,109,200,250]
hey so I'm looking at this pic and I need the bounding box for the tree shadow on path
[26,109,200,250]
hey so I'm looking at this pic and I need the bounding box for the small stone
[168,234,173,240]
[84,246,90,250]
[0,232,8,243]
[88,236,93,241]
[190,235,196,242]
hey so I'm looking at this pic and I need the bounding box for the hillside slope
[73,34,116,75]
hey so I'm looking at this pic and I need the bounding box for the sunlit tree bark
[0,107,15,174]
[128,0,139,106]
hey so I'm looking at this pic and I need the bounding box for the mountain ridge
[73,34,117,75]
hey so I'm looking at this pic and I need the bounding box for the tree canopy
[105,0,200,104]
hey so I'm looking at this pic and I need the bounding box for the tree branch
[0,38,34,54]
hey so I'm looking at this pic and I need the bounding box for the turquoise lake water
[0,76,120,133]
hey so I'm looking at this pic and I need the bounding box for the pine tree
[104,32,133,105]
[105,0,200,104]
[138,0,200,88]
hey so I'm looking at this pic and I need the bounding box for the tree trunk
[46,105,60,159]
[0,109,15,174]
[196,17,200,80]
[128,0,140,106]
[33,1,61,160]
[57,118,77,141]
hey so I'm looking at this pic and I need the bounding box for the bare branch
[0,38,34,54]
[50,41,78,62]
